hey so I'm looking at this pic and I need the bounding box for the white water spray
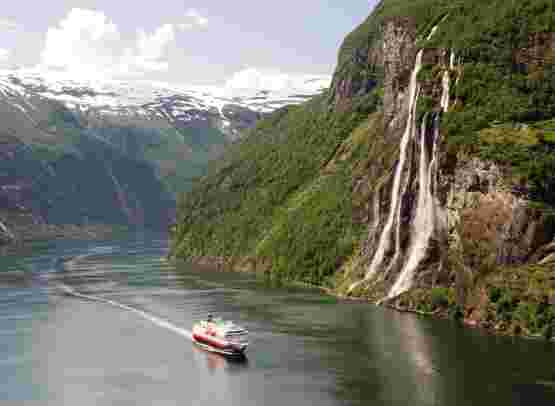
[347,21,456,298]
[440,57,451,112]
[347,47,426,294]
[387,52,452,298]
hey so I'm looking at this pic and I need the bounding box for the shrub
[431,287,450,308]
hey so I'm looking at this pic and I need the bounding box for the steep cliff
[171,0,555,336]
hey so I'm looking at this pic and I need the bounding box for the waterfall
[348,48,425,294]
[347,25,451,297]
[383,111,427,281]
[387,52,452,299]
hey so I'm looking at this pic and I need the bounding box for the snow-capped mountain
[0,68,330,232]
[0,68,331,139]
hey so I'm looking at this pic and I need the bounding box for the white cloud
[179,9,208,30]
[38,8,203,79]
[0,18,20,32]
[40,9,122,78]
[224,67,331,94]
[135,24,175,63]
[0,49,10,61]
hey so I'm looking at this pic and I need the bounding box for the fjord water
[1,234,555,405]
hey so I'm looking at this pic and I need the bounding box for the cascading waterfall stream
[382,109,426,281]
[348,20,454,299]
[348,26,442,294]
[387,51,452,299]
[347,50,424,294]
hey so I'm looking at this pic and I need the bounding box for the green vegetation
[334,0,555,209]
[172,91,380,285]
[171,0,555,312]
[431,287,450,308]
[486,276,555,336]
[40,108,227,195]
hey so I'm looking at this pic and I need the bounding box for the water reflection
[390,311,441,404]
[191,344,249,375]
[2,235,555,405]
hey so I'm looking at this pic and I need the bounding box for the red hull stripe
[193,333,229,349]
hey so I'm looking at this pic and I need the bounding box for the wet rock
[530,242,555,264]
[446,157,555,269]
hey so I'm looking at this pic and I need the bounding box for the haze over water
[1,233,554,405]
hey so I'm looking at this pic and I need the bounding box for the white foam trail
[64,254,91,271]
[57,283,193,340]
[0,219,15,240]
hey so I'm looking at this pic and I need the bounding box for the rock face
[343,16,454,299]
[514,32,555,74]
[342,13,555,302]
[330,20,383,111]
[445,157,555,272]
[382,17,417,125]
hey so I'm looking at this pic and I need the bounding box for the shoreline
[2,223,130,248]
[173,254,555,343]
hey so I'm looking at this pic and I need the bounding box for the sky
[0,1,377,86]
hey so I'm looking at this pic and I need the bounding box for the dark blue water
[1,233,554,405]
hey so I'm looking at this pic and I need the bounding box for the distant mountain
[0,68,330,141]
[0,68,330,235]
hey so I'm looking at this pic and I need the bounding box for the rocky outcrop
[343,15,554,303]
[446,157,555,270]
[382,17,417,126]
[514,32,555,74]
[330,21,384,111]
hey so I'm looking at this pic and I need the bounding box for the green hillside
[171,0,555,336]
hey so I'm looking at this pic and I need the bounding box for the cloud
[0,49,10,61]
[0,18,20,32]
[39,8,202,79]
[224,67,332,94]
[178,9,208,30]
[135,24,175,65]
[40,9,122,77]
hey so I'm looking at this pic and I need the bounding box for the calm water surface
[0,233,554,405]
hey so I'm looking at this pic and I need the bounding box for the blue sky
[0,1,377,84]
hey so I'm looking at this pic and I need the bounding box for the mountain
[170,0,555,337]
[0,68,330,238]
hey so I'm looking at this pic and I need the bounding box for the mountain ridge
[0,68,330,241]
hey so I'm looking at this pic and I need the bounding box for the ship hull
[192,322,248,358]
[192,338,247,358]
